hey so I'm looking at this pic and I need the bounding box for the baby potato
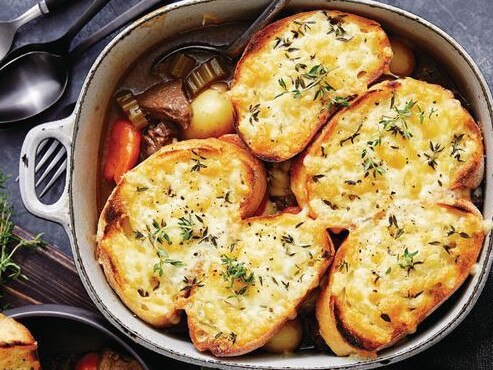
[389,37,415,76]
[183,88,235,139]
[264,318,303,354]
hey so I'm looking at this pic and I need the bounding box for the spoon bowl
[0,0,168,126]
[0,51,67,123]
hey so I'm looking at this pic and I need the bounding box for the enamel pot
[19,0,493,368]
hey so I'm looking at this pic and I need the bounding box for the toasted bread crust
[291,78,484,229]
[97,137,268,327]
[230,10,392,162]
[317,201,485,357]
[186,210,333,356]
[97,136,333,356]
[0,314,40,370]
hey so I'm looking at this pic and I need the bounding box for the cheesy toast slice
[0,314,41,370]
[229,10,392,161]
[186,210,331,356]
[291,78,484,229]
[97,137,333,355]
[97,138,267,327]
[316,200,486,357]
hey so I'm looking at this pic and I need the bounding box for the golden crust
[316,200,485,357]
[186,210,333,356]
[291,77,486,357]
[0,314,40,370]
[291,78,484,229]
[97,136,332,356]
[230,10,392,162]
[97,137,267,327]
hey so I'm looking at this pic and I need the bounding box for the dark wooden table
[0,1,492,369]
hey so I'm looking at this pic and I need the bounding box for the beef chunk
[136,80,191,129]
[141,121,179,159]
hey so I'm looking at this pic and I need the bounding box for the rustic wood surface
[2,226,97,311]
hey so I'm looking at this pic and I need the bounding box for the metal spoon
[153,0,290,67]
[0,0,111,125]
[0,0,68,62]
[0,0,168,126]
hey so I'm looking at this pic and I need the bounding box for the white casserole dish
[19,0,493,368]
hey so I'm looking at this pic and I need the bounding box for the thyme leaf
[0,173,43,308]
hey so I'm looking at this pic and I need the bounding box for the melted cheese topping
[230,10,392,160]
[97,138,331,355]
[186,211,329,352]
[98,141,253,325]
[329,200,484,349]
[297,78,483,228]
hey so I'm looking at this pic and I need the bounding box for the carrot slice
[103,119,142,183]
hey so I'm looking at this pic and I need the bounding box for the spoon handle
[59,0,111,50]
[223,0,291,59]
[44,0,68,12]
[69,0,165,60]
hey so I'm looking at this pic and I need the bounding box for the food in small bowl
[3,305,148,370]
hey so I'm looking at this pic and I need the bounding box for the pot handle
[19,114,74,231]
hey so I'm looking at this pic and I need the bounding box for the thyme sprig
[323,12,353,41]
[248,104,260,125]
[423,141,444,170]
[190,150,207,172]
[398,248,422,275]
[379,99,417,140]
[361,138,385,178]
[154,248,184,277]
[177,214,194,241]
[450,134,465,162]
[0,172,43,308]
[275,64,336,101]
[221,254,255,296]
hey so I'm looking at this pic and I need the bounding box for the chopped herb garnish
[281,234,295,244]
[324,12,352,41]
[312,174,325,182]
[339,124,362,146]
[450,134,465,162]
[221,255,255,295]
[379,99,417,140]
[229,332,237,344]
[423,141,444,170]
[274,64,335,102]
[136,186,148,192]
[146,218,172,246]
[178,214,194,241]
[387,214,404,239]
[399,248,422,274]
[328,96,350,110]
[181,276,204,293]
[154,248,184,277]
[323,199,339,210]
[190,150,207,172]
[248,104,260,125]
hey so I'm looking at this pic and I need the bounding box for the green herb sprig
[221,255,255,296]
[0,171,43,309]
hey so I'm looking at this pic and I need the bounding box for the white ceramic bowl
[19,1,493,369]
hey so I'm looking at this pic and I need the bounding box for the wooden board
[2,226,97,311]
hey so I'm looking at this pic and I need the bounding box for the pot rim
[67,0,493,369]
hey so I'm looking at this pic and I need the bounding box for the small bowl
[5,304,150,370]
